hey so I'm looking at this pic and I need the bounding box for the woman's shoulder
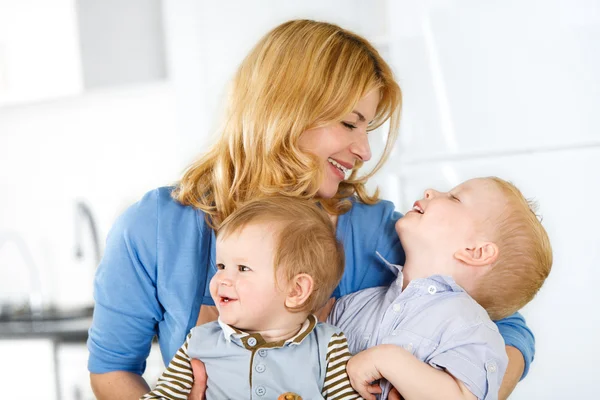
[114,186,210,238]
[345,196,401,226]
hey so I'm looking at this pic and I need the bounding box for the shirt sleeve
[322,332,362,400]
[87,189,162,374]
[141,334,194,400]
[427,323,509,400]
[494,311,535,379]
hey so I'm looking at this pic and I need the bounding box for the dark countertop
[0,306,93,342]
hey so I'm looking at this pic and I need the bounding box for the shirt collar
[217,314,318,350]
[375,252,465,296]
[408,274,465,294]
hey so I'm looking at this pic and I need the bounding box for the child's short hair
[217,196,344,313]
[470,177,553,320]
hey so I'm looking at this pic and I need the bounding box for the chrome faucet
[74,200,101,266]
[0,232,44,318]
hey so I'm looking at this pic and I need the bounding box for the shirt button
[488,362,497,373]
[247,337,257,347]
[255,386,266,396]
[428,285,437,295]
[404,343,414,352]
[392,303,402,312]
[258,349,267,357]
[255,364,266,373]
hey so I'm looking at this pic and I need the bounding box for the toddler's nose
[424,188,439,199]
[219,278,233,287]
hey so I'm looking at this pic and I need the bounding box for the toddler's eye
[239,265,251,272]
[450,194,460,202]
[216,263,225,270]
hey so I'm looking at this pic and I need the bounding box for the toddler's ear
[285,274,314,309]
[454,242,499,267]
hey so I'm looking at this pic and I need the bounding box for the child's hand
[188,358,207,399]
[346,348,384,400]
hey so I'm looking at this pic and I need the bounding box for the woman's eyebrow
[352,110,366,122]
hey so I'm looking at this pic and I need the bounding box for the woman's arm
[87,190,163,398]
[347,345,476,400]
[91,372,150,400]
[499,346,525,400]
[495,312,534,380]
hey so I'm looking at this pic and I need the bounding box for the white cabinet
[387,0,600,161]
[0,339,58,400]
[0,0,83,106]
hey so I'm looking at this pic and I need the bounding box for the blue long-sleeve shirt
[87,186,535,377]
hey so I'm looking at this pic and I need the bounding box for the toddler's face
[210,222,289,332]
[396,178,505,255]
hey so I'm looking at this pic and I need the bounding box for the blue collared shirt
[329,256,508,400]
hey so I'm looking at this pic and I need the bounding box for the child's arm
[322,332,365,400]
[347,344,476,400]
[140,334,194,400]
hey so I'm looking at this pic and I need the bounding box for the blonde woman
[88,20,533,400]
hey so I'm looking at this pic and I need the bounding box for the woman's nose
[350,131,372,162]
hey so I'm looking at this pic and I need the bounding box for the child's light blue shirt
[329,257,508,400]
[141,315,361,400]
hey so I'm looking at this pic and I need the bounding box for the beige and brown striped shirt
[141,314,361,399]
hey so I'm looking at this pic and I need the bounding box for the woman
[88,19,533,400]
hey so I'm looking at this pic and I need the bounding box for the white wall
[0,83,179,309]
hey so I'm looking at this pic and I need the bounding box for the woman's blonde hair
[471,177,553,320]
[217,196,344,313]
[173,19,402,228]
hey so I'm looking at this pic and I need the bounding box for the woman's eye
[342,122,357,130]
[216,263,225,270]
[239,265,250,272]
[450,194,460,202]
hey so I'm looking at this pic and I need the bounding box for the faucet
[0,232,44,318]
[74,200,102,266]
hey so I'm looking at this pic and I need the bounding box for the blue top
[329,257,508,400]
[87,186,534,378]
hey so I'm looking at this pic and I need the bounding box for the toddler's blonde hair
[471,177,553,320]
[217,196,344,313]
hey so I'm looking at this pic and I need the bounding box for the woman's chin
[316,182,341,199]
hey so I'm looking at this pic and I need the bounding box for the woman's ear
[454,242,499,267]
[285,274,314,309]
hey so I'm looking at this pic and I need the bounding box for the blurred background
[0,0,598,399]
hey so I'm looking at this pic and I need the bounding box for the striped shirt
[141,314,361,400]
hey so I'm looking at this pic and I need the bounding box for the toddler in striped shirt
[142,196,361,400]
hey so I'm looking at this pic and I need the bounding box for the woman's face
[298,89,380,199]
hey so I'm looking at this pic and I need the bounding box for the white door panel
[388,0,600,160]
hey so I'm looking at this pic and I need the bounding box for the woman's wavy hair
[173,19,402,228]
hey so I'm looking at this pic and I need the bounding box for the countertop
[0,306,93,342]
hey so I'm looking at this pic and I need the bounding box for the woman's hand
[346,348,384,400]
[188,359,208,400]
